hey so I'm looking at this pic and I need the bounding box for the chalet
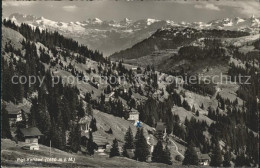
[198,154,210,166]
[93,133,109,153]
[79,116,92,134]
[8,109,23,126]
[155,120,166,140]
[194,147,210,166]
[85,132,109,154]
[5,103,30,127]
[127,109,139,123]
[155,121,166,133]
[18,127,43,150]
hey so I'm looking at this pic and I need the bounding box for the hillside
[1,24,187,166]
[2,17,259,168]
[110,27,250,60]
[1,139,172,167]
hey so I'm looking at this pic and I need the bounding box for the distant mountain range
[6,13,260,56]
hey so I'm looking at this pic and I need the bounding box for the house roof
[5,102,30,115]
[8,109,21,115]
[198,154,210,160]
[79,116,91,124]
[129,109,139,114]
[20,127,43,137]
[156,122,166,131]
[129,111,139,115]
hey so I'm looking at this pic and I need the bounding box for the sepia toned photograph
[1,0,259,167]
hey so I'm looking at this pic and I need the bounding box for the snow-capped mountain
[207,15,260,32]
[6,13,260,56]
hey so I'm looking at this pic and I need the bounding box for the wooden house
[155,120,166,140]
[84,132,109,154]
[198,154,210,166]
[8,109,23,126]
[127,109,139,123]
[79,116,92,134]
[195,147,210,166]
[5,103,29,127]
[18,127,43,150]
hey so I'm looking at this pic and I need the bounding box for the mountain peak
[39,16,45,20]
[87,18,103,24]
[93,18,102,23]
[146,18,160,25]
[234,17,245,23]
[120,18,132,24]
[123,18,131,22]
[9,13,37,22]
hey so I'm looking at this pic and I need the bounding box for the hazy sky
[2,0,260,22]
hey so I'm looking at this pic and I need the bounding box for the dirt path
[169,138,184,158]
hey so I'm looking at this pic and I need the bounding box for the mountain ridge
[6,13,260,56]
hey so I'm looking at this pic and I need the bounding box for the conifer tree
[87,131,96,155]
[61,97,71,130]
[110,138,120,157]
[152,140,164,163]
[89,118,97,132]
[28,98,38,127]
[201,103,204,110]
[134,127,141,147]
[235,152,250,167]
[182,143,198,165]
[86,103,93,116]
[2,104,12,139]
[134,128,149,161]
[163,145,172,165]
[2,59,15,102]
[68,123,81,152]
[77,99,85,119]
[210,141,223,167]
[166,109,174,134]
[123,127,135,157]
[196,110,199,116]
[37,96,51,144]
[192,105,196,113]
[223,151,231,167]
[15,82,24,103]
[50,124,66,150]
[183,100,191,111]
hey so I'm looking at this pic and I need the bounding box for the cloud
[216,1,260,17]
[62,5,78,12]
[194,3,220,11]
[175,0,259,17]
[3,1,33,7]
